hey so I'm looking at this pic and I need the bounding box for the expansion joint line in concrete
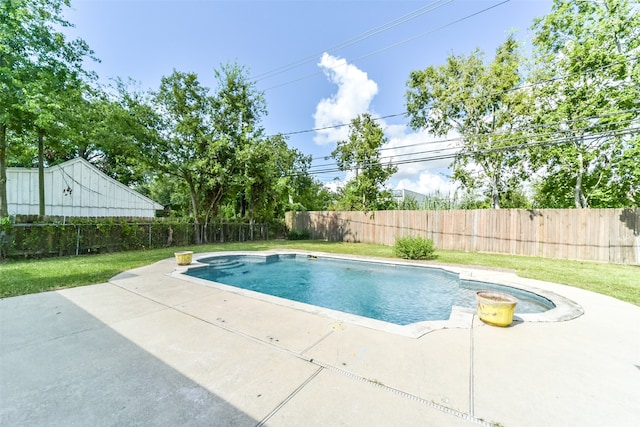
[300,330,334,355]
[2,325,102,355]
[109,282,313,361]
[469,313,476,417]
[254,367,324,427]
[309,359,494,427]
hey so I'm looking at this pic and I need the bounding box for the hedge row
[0,218,285,259]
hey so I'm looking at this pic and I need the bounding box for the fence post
[75,225,80,256]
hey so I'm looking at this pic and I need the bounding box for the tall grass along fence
[285,208,640,265]
[0,218,284,259]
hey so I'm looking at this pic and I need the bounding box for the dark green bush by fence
[393,236,436,260]
[287,229,311,240]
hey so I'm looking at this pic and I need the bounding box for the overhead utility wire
[304,107,640,164]
[348,0,511,63]
[282,113,406,138]
[270,54,640,139]
[406,126,637,163]
[263,0,512,92]
[300,126,640,176]
[385,127,638,170]
[304,116,640,173]
[252,0,454,82]
[375,107,640,152]
[306,129,632,175]
[379,116,640,163]
[380,114,640,160]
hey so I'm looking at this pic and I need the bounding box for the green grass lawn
[1,240,639,306]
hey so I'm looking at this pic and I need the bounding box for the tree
[0,0,94,217]
[240,135,293,222]
[67,81,158,188]
[208,64,325,221]
[147,63,319,227]
[283,149,332,213]
[0,0,34,216]
[5,78,157,190]
[331,113,398,211]
[27,67,88,217]
[208,62,268,223]
[248,143,331,220]
[150,70,212,241]
[406,35,528,209]
[529,0,640,208]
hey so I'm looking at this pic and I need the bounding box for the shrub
[393,236,436,260]
[287,229,311,240]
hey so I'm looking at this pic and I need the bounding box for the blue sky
[63,0,553,194]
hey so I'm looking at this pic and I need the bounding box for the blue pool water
[185,254,554,325]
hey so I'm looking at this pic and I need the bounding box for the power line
[303,107,640,164]
[300,126,639,177]
[301,117,640,176]
[262,0,512,92]
[252,0,454,82]
[279,113,406,137]
[268,54,640,139]
[348,0,512,64]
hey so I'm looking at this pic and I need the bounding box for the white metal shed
[392,189,428,205]
[6,158,163,218]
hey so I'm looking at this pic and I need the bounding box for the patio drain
[255,367,324,427]
[309,359,494,427]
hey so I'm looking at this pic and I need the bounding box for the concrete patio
[1,252,639,426]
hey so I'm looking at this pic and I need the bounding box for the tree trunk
[487,163,500,209]
[184,173,201,244]
[189,193,201,244]
[38,128,45,219]
[202,185,225,244]
[240,191,247,218]
[575,151,587,209]
[0,124,7,217]
[491,183,500,209]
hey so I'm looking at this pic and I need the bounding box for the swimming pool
[182,252,555,326]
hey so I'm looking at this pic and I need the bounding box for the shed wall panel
[7,158,162,218]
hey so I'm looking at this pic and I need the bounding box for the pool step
[208,260,245,272]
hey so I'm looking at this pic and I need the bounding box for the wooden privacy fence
[285,208,640,265]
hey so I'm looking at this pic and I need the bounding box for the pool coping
[170,250,584,338]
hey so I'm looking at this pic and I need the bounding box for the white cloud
[323,170,355,194]
[382,124,460,195]
[313,53,378,145]
[384,125,458,176]
[312,52,460,196]
[395,173,456,196]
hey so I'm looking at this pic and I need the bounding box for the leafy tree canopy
[406,35,528,209]
[529,0,640,208]
[0,0,96,216]
[332,113,398,211]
